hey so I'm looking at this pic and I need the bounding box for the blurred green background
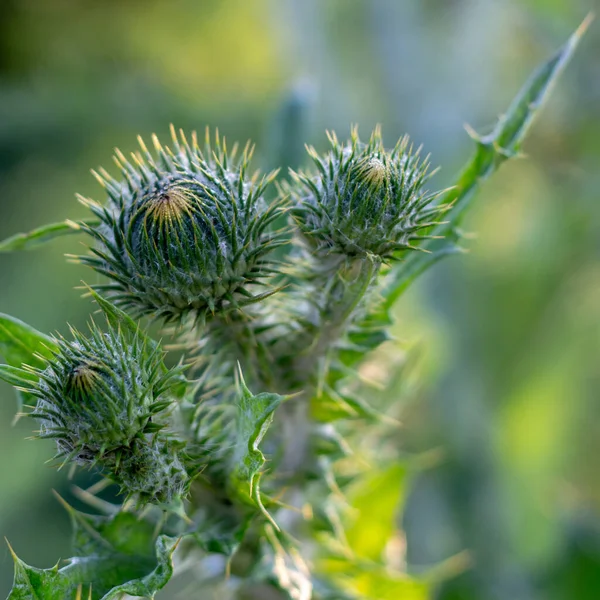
[0,0,598,598]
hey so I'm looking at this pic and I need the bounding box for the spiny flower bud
[24,310,190,503]
[77,126,284,323]
[289,126,446,260]
[112,437,190,505]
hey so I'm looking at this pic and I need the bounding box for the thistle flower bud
[112,437,190,505]
[289,126,446,260]
[24,312,190,503]
[78,126,283,323]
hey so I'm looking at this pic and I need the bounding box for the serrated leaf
[380,16,591,310]
[441,15,591,226]
[230,370,285,519]
[0,219,98,252]
[90,535,177,600]
[0,314,58,411]
[7,545,71,600]
[7,506,178,600]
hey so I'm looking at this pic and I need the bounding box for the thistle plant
[0,20,588,600]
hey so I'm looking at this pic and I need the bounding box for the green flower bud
[289,126,446,259]
[25,312,189,503]
[78,126,284,323]
[112,437,190,505]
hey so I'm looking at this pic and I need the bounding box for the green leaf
[85,287,140,337]
[345,463,407,562]
[381,15,591,309]
[379,244,464,311]
[0,219,98,253]
[352,570,429,600]
[230,369,285,521]
[441,15,591,226]
[311,385,383,423]
[322,480,431,600]
[7,543,72,600]
[81,535,177,600]
[62,501,178,599]
[0,314,57,369]
[0,314,58,411]
[193,512,249,556]
[8,501,179,600]
[319,561,428,600]
[320,556,429,600]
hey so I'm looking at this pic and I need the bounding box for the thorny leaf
[381,15,592,310]
[230,368,285,523]
[7,500,178,600]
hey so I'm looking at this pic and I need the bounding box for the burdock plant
[0,20,589,600]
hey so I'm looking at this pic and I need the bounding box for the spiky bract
[25,316,190,503]
[78,126,284,323]
[289,126,445,259]
[114,437,190,504]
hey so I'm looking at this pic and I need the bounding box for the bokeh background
[0,0,599,598]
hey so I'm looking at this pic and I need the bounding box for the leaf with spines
[230,368,286,522]
[7,543,72,600]
[7,499,179,600]
[61,506,179,599]
[379,15,592,310]
[323,16,592,390]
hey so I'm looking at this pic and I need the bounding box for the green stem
[279,255,380,475]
